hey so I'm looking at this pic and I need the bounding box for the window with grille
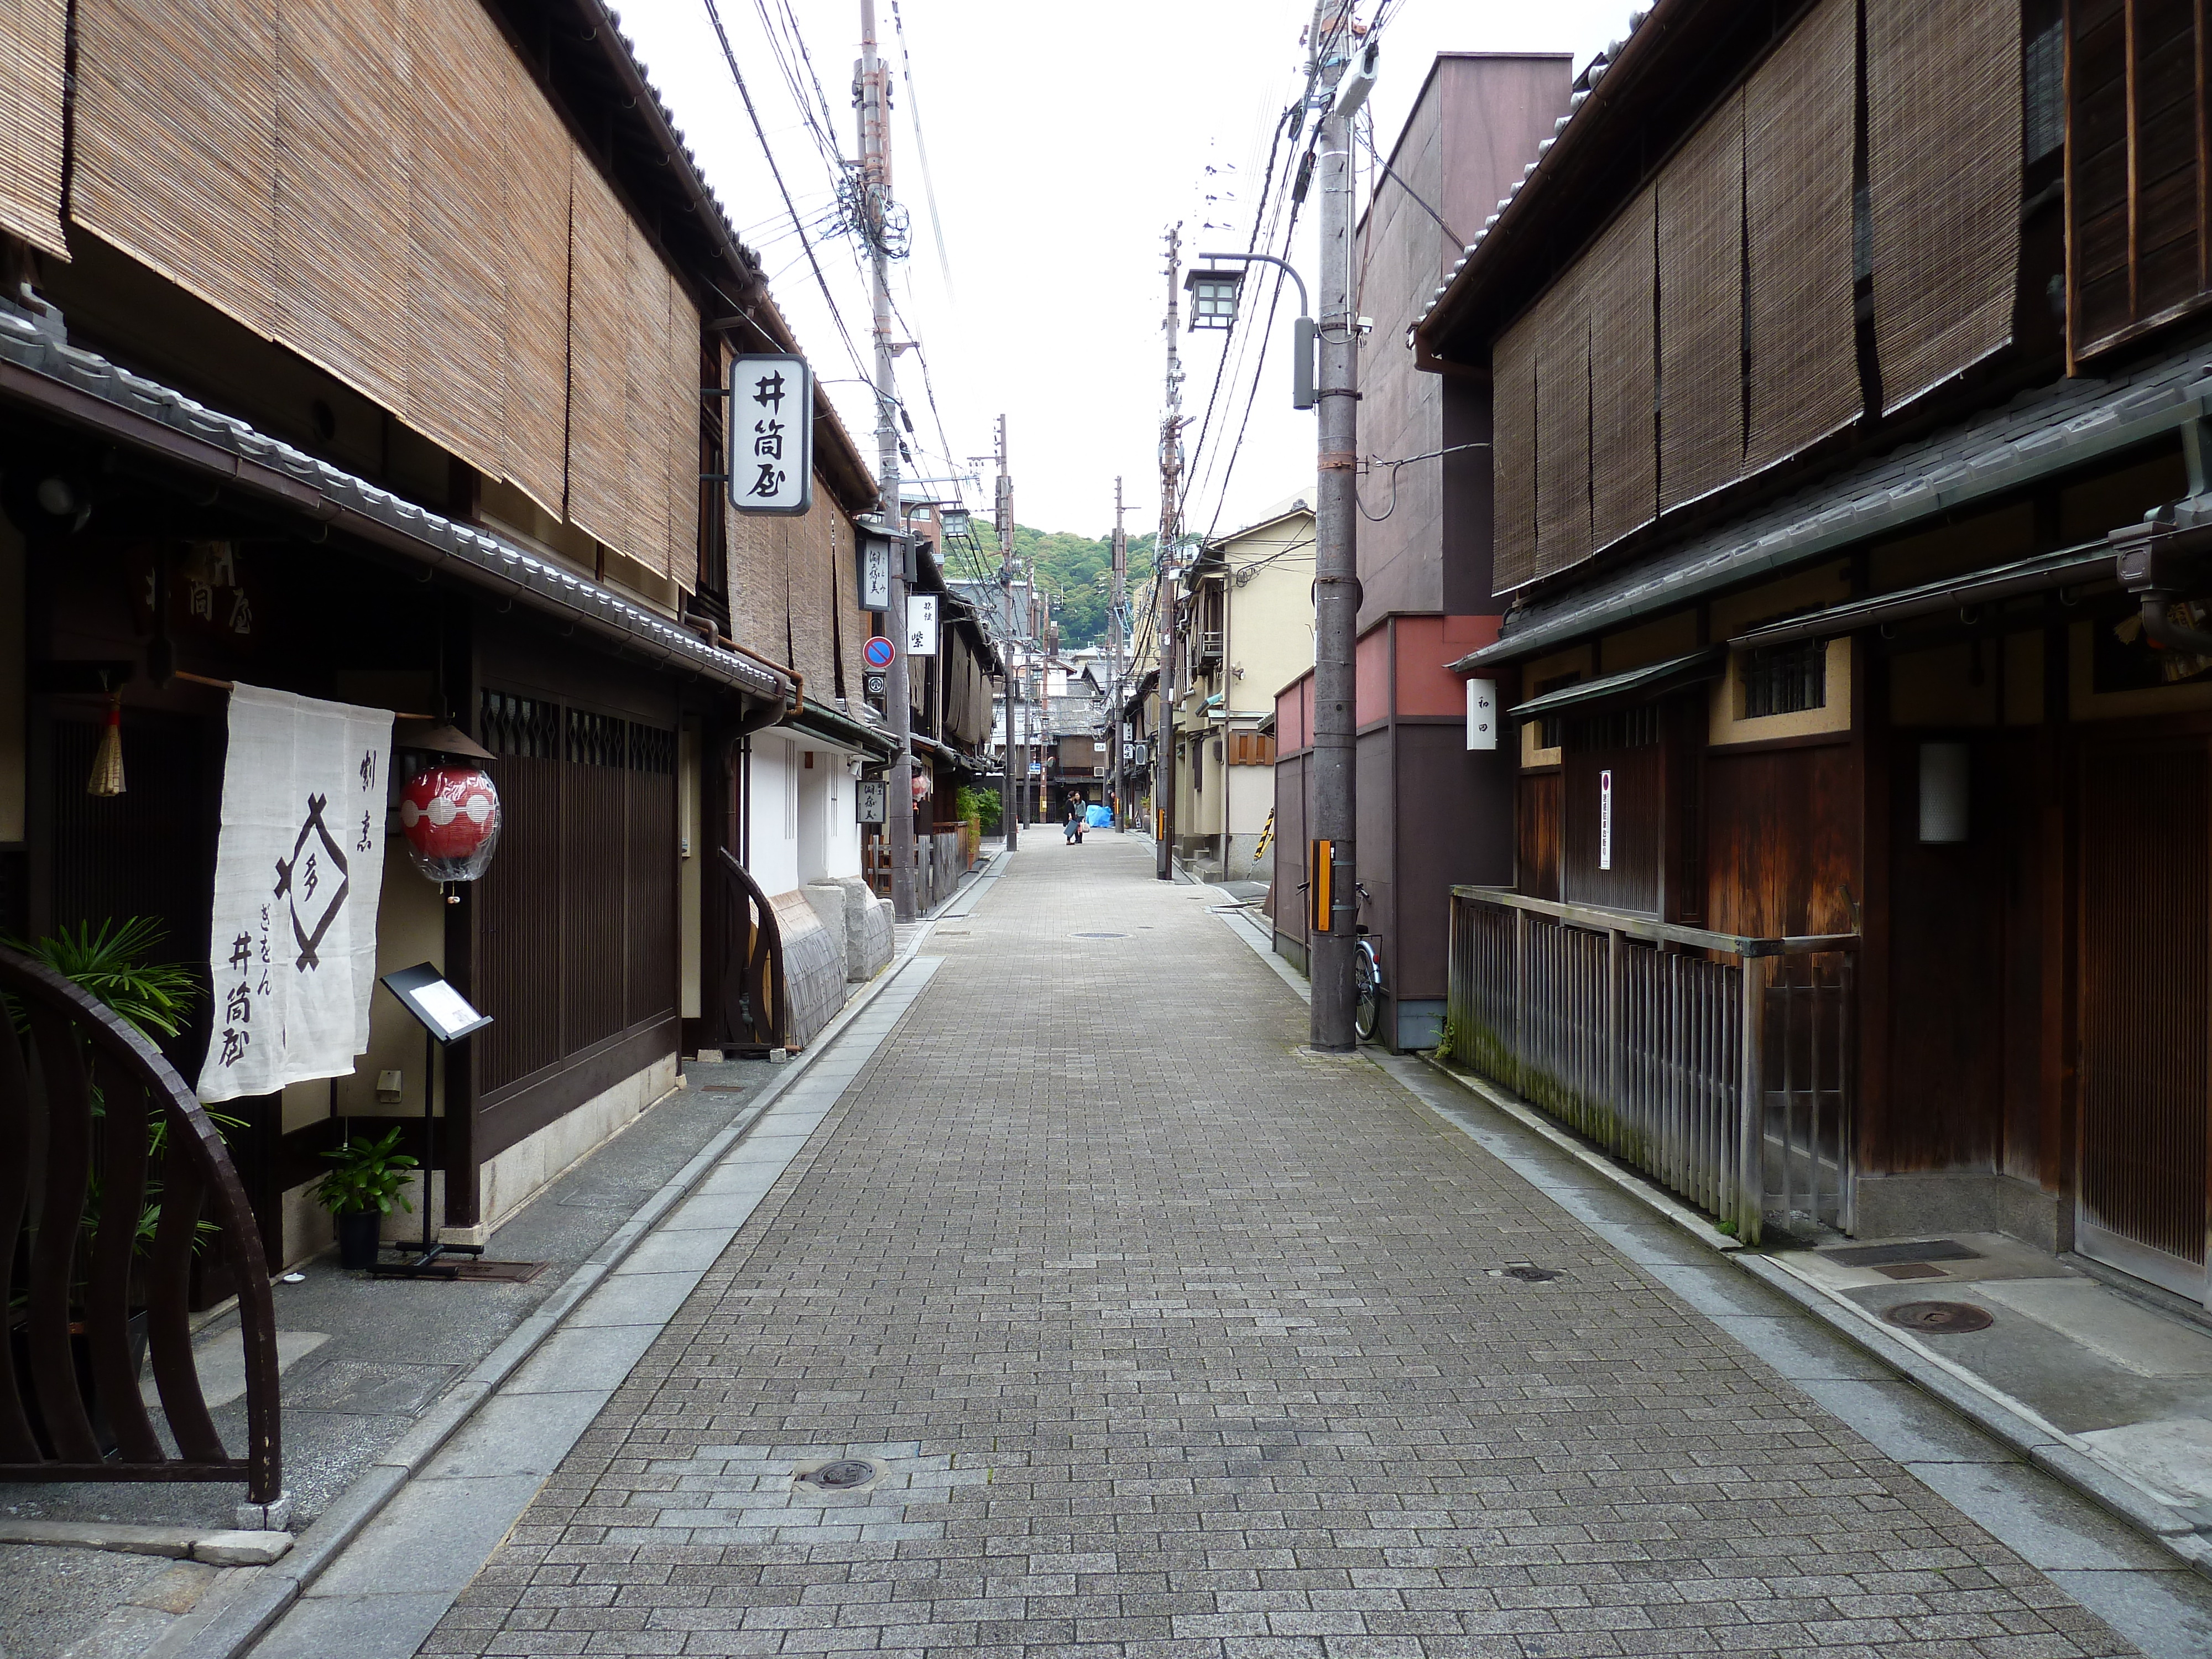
[1740,639,1828,718]
[1532,672,1581,752]
[1562,704,1661,753]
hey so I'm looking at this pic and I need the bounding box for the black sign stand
[370,962,491,1280]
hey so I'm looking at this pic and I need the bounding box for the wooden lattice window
[2068,0,2211,358]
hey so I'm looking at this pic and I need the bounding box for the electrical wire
[700,0,874,388]
[888,0,958,304]
[1353,441,1490,522]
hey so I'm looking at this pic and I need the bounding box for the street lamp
[1196,251,1317,410]
[1183,268,1244,330]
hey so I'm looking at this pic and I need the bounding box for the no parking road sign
[863,635,895,670]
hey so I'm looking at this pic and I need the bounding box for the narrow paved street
[422,837,2138,1658]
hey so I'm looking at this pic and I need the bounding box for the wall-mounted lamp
[1918,742,1970,843]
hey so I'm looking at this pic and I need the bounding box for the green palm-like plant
[314,1128,419,1218]
[6,916,200,1039]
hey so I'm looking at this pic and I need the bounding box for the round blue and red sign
[863,635,896,670]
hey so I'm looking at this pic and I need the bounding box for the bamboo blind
[498,59,570,520]
[402,0,509,483]
[273,0,407,410]
[1867,0,2020,412]
[1586,186,1658,555]
[1657,88,1744,512]
[0,0,69,256]
[565,154,631,556]
[73,0,279,333]
[667,289,703,589]
[623,221,673,577]
[1532,266,1592,581]
[787,494,837,690]
[1743,0,1859,473]
[1489,316,1539,595]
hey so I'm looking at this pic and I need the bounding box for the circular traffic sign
[863,635,896,670]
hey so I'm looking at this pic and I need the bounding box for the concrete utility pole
[859,0,916,922]
[1154,223,1183,882]
[1110,477,1126,830]
[995,414,1017,851]
[1307,0,1360,1048]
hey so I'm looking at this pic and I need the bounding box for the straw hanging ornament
[87,688,124,797]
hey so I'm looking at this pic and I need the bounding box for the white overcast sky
[618,1,1633,541]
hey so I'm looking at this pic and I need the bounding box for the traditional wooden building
[0,0,888,1272]
[1418,0,2212,1286]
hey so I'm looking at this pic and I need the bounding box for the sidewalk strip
[180,952,945,1659]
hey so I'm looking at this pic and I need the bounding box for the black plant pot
[335,1210,383,1270]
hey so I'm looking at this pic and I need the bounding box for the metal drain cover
[1882,1300,1992,1333]
[799,1459,878,1490]
[1489,1265,1561,1282]
[1072,931,1130,939]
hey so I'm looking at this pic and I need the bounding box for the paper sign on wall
[1464,679,1497,751]
[1598,769,1613,872]
[906,593,938,656]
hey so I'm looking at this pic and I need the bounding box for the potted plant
[314,1128,418,1270]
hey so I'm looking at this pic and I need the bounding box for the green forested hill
[952,525,1156,650]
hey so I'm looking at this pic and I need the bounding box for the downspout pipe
[2112,503,2212,655]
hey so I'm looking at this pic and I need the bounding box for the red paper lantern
[399,765,501,882]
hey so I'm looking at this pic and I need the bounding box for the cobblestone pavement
[424,836,2137,1658]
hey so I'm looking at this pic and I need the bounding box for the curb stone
[171,916,952,1659]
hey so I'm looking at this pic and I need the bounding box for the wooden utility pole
[858,0,915,920]
[1110,477,1126,830]
[995,414,1017,850]
[1307,0,1360,1047]
[1155,223,1183,881]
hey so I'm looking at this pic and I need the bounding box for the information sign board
[729,354,812,515]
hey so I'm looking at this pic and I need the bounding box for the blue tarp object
[1086,804,1111,828]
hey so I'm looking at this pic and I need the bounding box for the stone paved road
[424,836,2135,1658]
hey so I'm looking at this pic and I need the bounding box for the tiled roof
[0,305,791,704]
[1454,330,2212,669]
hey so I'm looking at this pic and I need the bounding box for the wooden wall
[1700,741,1861,937]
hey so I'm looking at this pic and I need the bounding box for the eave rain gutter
[1505,649,1721,721]
[1727,540,2115,650]
[1449,376,2212,674]
[0,310,795,711]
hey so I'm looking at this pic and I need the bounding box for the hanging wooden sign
[729,353,812,515]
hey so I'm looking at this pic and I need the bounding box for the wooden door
[2078,738,2210,1300]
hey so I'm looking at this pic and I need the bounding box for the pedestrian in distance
[1064,805,1079,846]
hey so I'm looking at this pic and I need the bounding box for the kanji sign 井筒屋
[729,353,812,515]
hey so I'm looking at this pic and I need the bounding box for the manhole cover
[1072,932,1129,939]
[1488,1265,1561,1282]
[799,1459,878,1490]
[1883,1300,1992,1333]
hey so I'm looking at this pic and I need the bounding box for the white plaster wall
[823,757,861,878]
[796,747,829,885]
[1228,760,1273,838]
[746,733,801,896]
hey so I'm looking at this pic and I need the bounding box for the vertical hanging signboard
[1464,679,1497,750]
[857,533,892,608]
[1598,769,1614,871]
[729,353,813,515]
[906,593,939,656]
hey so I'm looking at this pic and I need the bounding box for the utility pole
[859,0,915,921]
[1154,223,1183,882]
[1307,0,1360,1048]
[1110,477,1126,830]
[994,414,1017,851]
